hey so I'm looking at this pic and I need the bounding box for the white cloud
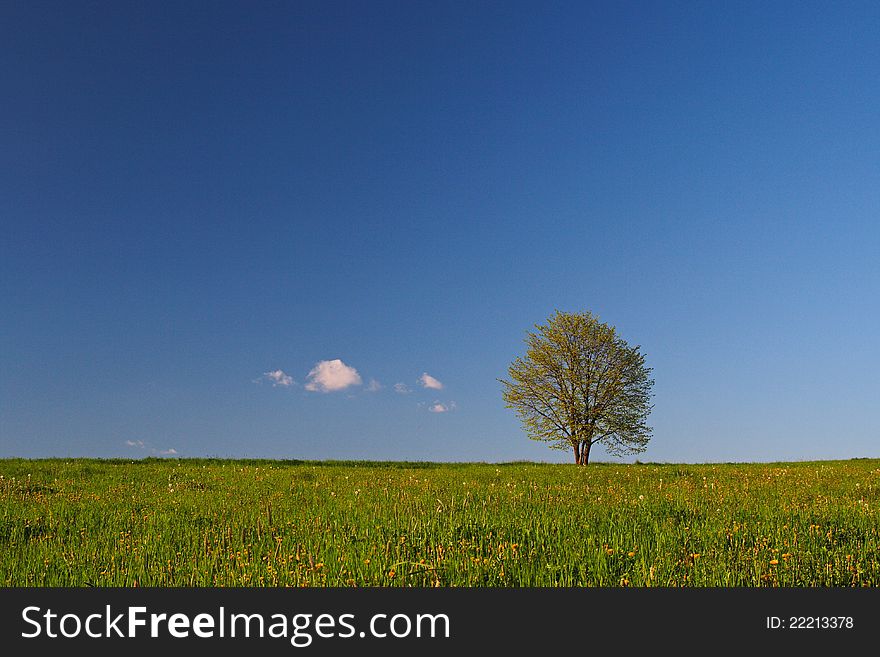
[262,369,294,387]
[394,382,411,394]
[366,379,383,392]
[428,400,456,413]
[419,372,443,390]
[125,440,177,456]
[305,359,362,392]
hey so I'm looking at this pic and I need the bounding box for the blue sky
[2,1,878,463]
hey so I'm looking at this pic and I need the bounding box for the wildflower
[769,559,779,565]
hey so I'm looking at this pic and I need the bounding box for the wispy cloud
[124,440,178,456]
[305,359,362,393]
[419,372,443,390]
[393,382,411,394]
[366,379,383,392]
[259,369,294,387]
[428,400,457,413]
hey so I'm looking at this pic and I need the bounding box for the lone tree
[500,310,654,465]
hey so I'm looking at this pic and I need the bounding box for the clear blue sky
[2,1,878,463]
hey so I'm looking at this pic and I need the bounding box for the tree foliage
[500,310,654,464]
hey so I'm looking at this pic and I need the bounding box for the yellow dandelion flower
[769,559,779,565]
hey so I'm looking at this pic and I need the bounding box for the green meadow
[2,458,878,587]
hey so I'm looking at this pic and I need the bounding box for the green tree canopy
[501,310,654,464]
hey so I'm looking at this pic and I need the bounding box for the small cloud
[428,400,456,413]
[419,372,443,390]
[394,382,411,394]
[125,440,177,456]
[366,379,383,392]
[259,369,294,387]
[305,359,362,393]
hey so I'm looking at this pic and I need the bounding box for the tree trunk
[578,441,592,465]
[572,441,581,464]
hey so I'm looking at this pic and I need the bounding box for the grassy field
[1,458,878,587]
